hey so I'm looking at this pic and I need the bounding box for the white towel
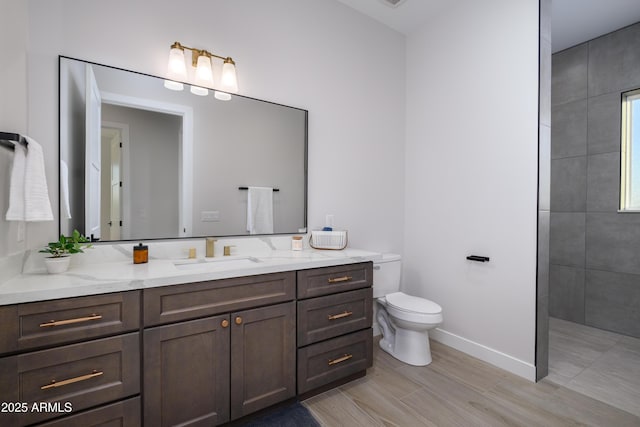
[5,142,26,221]
[246,186,274,234]
[60,159,72,219]
[5,136,54,222]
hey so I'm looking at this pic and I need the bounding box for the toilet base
[379,328,433,366]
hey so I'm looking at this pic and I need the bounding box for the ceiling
[335,0,640,53]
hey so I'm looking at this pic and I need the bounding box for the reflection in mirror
[59,56,307,242]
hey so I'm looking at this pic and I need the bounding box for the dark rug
[242,402,321,427]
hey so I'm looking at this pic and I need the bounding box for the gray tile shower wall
[550,21,640,338]
[551,43,588,106]
[550,212,586,267]
[586,153,620,212]
[551,100,588,159]
[587,23,640,97]
[587,92,621,155]
[585,270,640,337]
[551,156,587,212]
[550,265,585,323]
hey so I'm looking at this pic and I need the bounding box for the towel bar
[466,255,490,262]
[0,132,27,151]
[238,186,280,192]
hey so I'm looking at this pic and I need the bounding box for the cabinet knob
[235,316,243,325]
[221,319,229,328]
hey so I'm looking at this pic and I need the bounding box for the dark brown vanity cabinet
[143,272,296,426]
[0,262,374,426]
[0,292,141,427]
[296,262,374,395]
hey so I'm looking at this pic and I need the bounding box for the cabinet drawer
[297,263,372,299]
[144,271,295,326]
[297,288,372,346]
[297,329,372,394]
[0,333,140,427]
[0,291,140,356]
[35,397,140,427]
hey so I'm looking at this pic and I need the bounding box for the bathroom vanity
[0,248,375,426]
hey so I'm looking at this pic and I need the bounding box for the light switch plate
[201,211,220,222]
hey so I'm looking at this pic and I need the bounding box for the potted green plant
[39,230,92,274]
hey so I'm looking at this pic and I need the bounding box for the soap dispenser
[133,243,148,264]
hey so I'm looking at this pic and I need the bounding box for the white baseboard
[430,328,536,381]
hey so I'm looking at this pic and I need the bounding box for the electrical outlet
[201,211,220,222]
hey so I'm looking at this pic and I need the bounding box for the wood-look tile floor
[303,336,640,426]
[547,317,640,417]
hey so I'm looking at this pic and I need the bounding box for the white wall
[191,100,306,237]
[0,0,28,258]
[403,0,539,378]
[2,0,405,255]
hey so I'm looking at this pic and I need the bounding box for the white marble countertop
[0,236,382,306]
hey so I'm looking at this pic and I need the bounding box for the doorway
[101,123,128,240]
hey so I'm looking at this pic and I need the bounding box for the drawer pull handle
[41,370,103,390]
[328,276,352,284]
[328,354,353,366]
[39,314,103,328]
[328,311,353,321]
[221,319,230,328]
[235,316,243,325]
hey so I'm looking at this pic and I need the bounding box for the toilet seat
[378,292,443,325]
[385,292,442,315]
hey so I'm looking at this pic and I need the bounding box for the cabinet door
[144,315,230,427]
[230,302,295,420]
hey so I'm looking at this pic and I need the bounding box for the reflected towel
[60,160,72,219]
[246,186,273,234]
[5,136,54,222]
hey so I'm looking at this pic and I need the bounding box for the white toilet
[374,253,443,366]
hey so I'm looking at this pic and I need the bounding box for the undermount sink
[173,256,260,271]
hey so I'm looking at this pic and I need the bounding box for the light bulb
[190,85,209,96]
[221,58,238,93]
[166,46,187,81]
[194,54,214,87]
[164,80,184,91]
[214,91,232,101]
[164,45,187,91]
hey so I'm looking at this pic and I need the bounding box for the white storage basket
[309,230,348,250]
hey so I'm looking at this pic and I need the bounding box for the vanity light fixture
[163,41,238,98]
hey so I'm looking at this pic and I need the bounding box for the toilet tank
[373,253,402,298]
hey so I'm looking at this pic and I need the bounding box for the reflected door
[109,136,122,240]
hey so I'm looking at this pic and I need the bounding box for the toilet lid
[385,292,442,314]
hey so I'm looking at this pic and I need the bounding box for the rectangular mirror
[59,56,307,241]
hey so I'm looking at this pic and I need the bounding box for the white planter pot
[44,256,71,274]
